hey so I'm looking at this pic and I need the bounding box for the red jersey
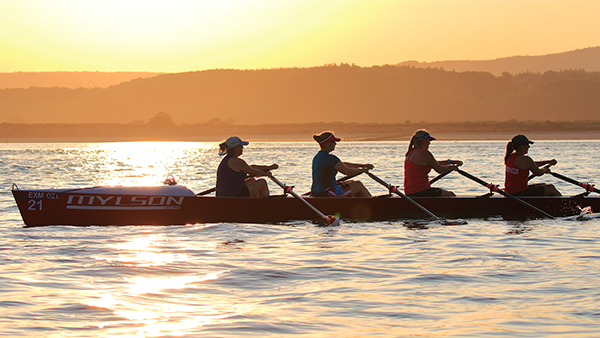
[505,153,529,193]
[404,150,432,195]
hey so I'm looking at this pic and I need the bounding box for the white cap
[225,136,249,149]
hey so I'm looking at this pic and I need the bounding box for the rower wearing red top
[504,134,561,196]
[311,131,372,197]
[404,130,462,197]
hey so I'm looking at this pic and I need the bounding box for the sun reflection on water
[92,234,190,267]
[87,232,234,336]
[125,272,227,295]
[86,141,214,187]
[89,277,232,336]
[88,270,232,336]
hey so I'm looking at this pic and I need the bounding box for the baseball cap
[225,136,249,149]
[511,134,533,145]
[415,132,436,141]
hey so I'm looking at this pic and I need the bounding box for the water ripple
[1,141,599,337]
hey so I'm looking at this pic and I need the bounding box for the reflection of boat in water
[12,184,599,227]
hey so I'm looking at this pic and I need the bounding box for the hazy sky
[1,0,598,72]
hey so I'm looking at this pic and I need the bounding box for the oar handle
[456,169,555,219]
[366,172,440,221]
[527,164,551,181]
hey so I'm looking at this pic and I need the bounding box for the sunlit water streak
[0,141,599,337]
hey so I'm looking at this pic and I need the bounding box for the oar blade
[324,215,340,226]
[440,219,468,226]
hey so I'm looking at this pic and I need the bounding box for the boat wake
[563,206,600,221]
[402,218,468,229]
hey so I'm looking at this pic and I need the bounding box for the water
[1,140,599,337]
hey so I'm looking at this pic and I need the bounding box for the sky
[1,0,599,73]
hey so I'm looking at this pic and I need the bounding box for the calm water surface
[1,141,599,337]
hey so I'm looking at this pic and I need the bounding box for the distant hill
[1,65,598,125]
[0,71,163,89]
[1,47,598,90]
[397,47,600,76]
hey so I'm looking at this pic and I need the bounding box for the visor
[318,134,341,145]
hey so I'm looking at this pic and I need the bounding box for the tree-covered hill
[1,65,598,125]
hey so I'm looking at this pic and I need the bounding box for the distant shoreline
[2,121,598,143]
[2,131,598,143]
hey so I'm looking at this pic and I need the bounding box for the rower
[504,134,561,196]
[216,136,279,197]
[404,130,462,197]
[310,131,372,197]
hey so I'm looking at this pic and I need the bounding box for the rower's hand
[548,159,557,166]
[363,164,374,170]
[270,164,279,170]
[447,159,463,167]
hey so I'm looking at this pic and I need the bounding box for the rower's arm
[343,162,374,170]
[524,157,550,176]
[335,161,369,176]
[425,152,456,174]
[231,158,272,177]
[534,159,557,167]
[251,164,279,171]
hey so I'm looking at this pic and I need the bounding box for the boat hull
[12,185,600,226]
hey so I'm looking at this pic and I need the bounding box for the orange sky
[1,0,599,72]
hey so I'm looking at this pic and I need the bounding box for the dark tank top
[216,155,247,197]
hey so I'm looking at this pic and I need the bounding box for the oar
[196,187,216,196]
[366,172,466,225]
[301,171,365,196]
[547,171,599,194]
[456,169,555,219]
[527,164,551,181]
[336,171,365,183]
[270,175,340,226]
[429,170,453,185]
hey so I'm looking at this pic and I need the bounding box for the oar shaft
[269,176,329,221]
[302,171,364,196]
[429,170,452,185]
[549,172,599,194]
[197,187,216,196]
[336,171,363,183]
[456,169,555,219]
[528,165,551,181]
[288,188,328,219]
[366,172,440,221]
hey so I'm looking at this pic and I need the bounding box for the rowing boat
[11,183,599,226]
